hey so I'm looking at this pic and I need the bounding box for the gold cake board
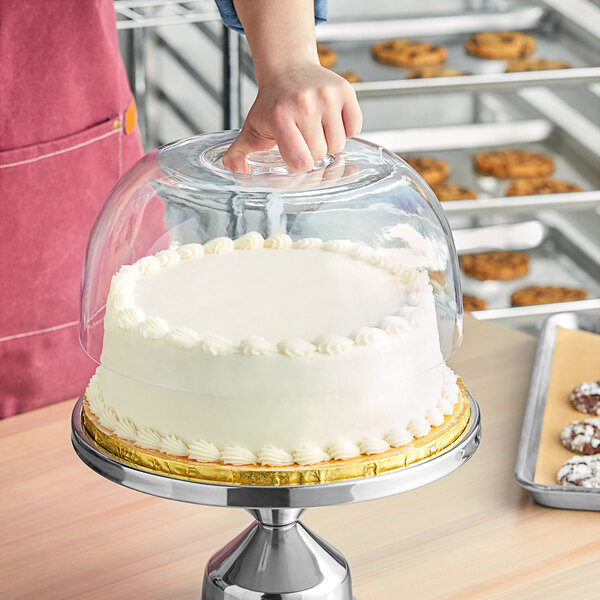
[82,378,471,486]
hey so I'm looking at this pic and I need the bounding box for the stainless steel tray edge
[513,312,600,511]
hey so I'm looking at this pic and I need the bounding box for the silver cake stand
[71,393,481,599]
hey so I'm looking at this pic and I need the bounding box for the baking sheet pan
[362,118,600,214]
[456,220,600,311]
[514,312,600,510]
[315,3,600,96]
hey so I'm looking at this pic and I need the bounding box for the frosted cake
[85,232,460,467]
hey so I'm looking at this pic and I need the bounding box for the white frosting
[292,238,323,250]
[139,317,170,340]
[117,307,145,330]
[110,294,129,312]
[426,407,445,427]
[358,437,391,455]
[113,418,138,441]
[315,334,354,355]
[85,363,460,466]
[277,338,317,358]
[107,235,430,355]
[136,428,163,451]
[408,417,431,438]
[221,446,258,466]
[136,255,161,275]
[199,334,238,356]
[257,446,295,466]
[188,440,220,462]
[293,447,330,465]
[385,428,414,447]
[323,239,354,254]
[328,440,361,460]
[234,231,264,250]
[204,237,234,254]
[99,406,120,431]
[156,249,180,268]
[240,336,278,356]
[380,316,410,335]
[177,243,204,260]
[353,327,387,346]
[264,233,292,249]
[167,327,200,350]
[350,245,376,261]
[160,434,188,456]
[92,234,459,466]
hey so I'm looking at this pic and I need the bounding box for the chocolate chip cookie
[317,43,337,68]
[404,157,450,186]
[474,149,554,179]
[561,418,600,455]
[506,177,582,196]
[372,39,447,67]
[463,294,487,311]
[570,381,600,416]
[465,31,536,60]
[432,183,477,201]
[461,251,529,281]
[337,71,362,83]
[506,58,571,72]
[510,286,588,307]
[557,455,600,488]
[407,67,465,78]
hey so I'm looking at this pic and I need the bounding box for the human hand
[223,64,362,174]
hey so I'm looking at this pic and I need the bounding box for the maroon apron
[0,0,144,417]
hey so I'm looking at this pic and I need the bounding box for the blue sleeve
[214,0,328,34]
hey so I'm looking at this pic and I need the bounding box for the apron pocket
[0,116,125,412]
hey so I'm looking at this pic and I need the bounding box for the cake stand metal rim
[71,393,481,509]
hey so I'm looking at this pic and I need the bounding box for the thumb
[222,127,275,173]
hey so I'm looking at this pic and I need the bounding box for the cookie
[561,418,600,455]
[506,177,582,197]
[510,286,588,307]
[506,58,571,73]
[432,183,477,201]
[461,251,529,281]
[372,40,447,67]
[570,381,600,416]
[463,294,487,311]
[337,71,362,83]
[317,43,337,69]
[474,149,554,179]
[557,455,600,488]
[465,31,535,60]
[407,67,465,78]
[404,157,450,186]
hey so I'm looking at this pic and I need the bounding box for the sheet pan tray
[514,312,600,511]
[317,3,600,97]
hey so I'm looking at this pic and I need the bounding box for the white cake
[86,232,460,467]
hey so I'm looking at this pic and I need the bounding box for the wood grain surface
[1,315,599,600]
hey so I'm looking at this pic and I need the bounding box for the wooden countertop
[2,315,599,600]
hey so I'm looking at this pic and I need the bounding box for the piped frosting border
[86,365,461,467]
[106,232,432,358]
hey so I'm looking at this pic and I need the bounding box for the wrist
[254,52,320,88]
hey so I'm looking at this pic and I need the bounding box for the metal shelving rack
[114,0,600,332]
[115,0,242,148]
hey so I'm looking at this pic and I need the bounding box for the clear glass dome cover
[81,130,462,393]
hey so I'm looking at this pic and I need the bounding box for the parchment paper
[534,326,600,485]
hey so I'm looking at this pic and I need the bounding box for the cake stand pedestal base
[203,509,351,600]
[71,393,480,600]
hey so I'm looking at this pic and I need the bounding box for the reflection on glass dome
[80,130,463,469]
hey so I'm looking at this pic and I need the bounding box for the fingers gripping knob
[245,148,334,175]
